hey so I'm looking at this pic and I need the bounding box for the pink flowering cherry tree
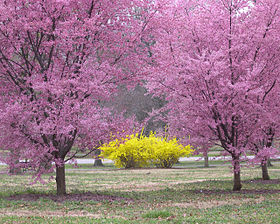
[247,83,280,180]
[0,0,149,195]
[145,0,280,190]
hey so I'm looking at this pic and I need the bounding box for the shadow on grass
[242,178,280,185]
[3,178,280,203]
[5,191,134,202]
[190,189,280,195]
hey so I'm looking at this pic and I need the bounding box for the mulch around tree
[5,192,133,203]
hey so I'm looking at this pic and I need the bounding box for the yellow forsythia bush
[147,132,193,168]
[99,133,150,168]
[99,131,193,168]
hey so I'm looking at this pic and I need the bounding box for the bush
[99,131,193,168]
[99,133,150,168]
[147,132,193,168]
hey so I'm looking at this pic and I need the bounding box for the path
[1,156,279,166]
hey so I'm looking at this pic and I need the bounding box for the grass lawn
[0,162,280,223]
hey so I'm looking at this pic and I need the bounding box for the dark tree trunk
[94,159,104,167]
[267,158,273,167]
[204,153,209,168]
[9,149,22,174]
[51,130,76,196]
[56,164,66,196]
[232,156,242,191]
[9,159,22,174]
[93,149,104,167]
[233,170,242,191]
[266,128,274,167]
[261,162,270,180]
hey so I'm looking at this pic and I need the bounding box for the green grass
[0,161,280,223]
[142,210,173,219]
[64,163,115,170]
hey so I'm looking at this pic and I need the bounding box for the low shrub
[99,131,193,168]
[147,132,193,168]
[99,133,150,168]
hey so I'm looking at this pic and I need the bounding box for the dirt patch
[5,192,133,203]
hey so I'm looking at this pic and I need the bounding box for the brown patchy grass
[0,209,103,218]
[0,163,280,223]
[0,165,279,192]
[6,192,132,202]
[172,196,266,209]
[0,165,279,193]
[113,179,210,192]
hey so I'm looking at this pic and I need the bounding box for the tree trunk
[94,159,104,167]
[9,159,22,174]
[56,164,66,196]
[204,154,209,168]
[267,158,273,167]
[233,171,242,191]
[9,149,22,174]
[266,128,274,167]
[232,157,242,191]
[261,162,270,180]
[93,149,104,167]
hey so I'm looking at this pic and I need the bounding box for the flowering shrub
[99,131,193,168]
[99,133,150,168]
[147,132,193,168]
